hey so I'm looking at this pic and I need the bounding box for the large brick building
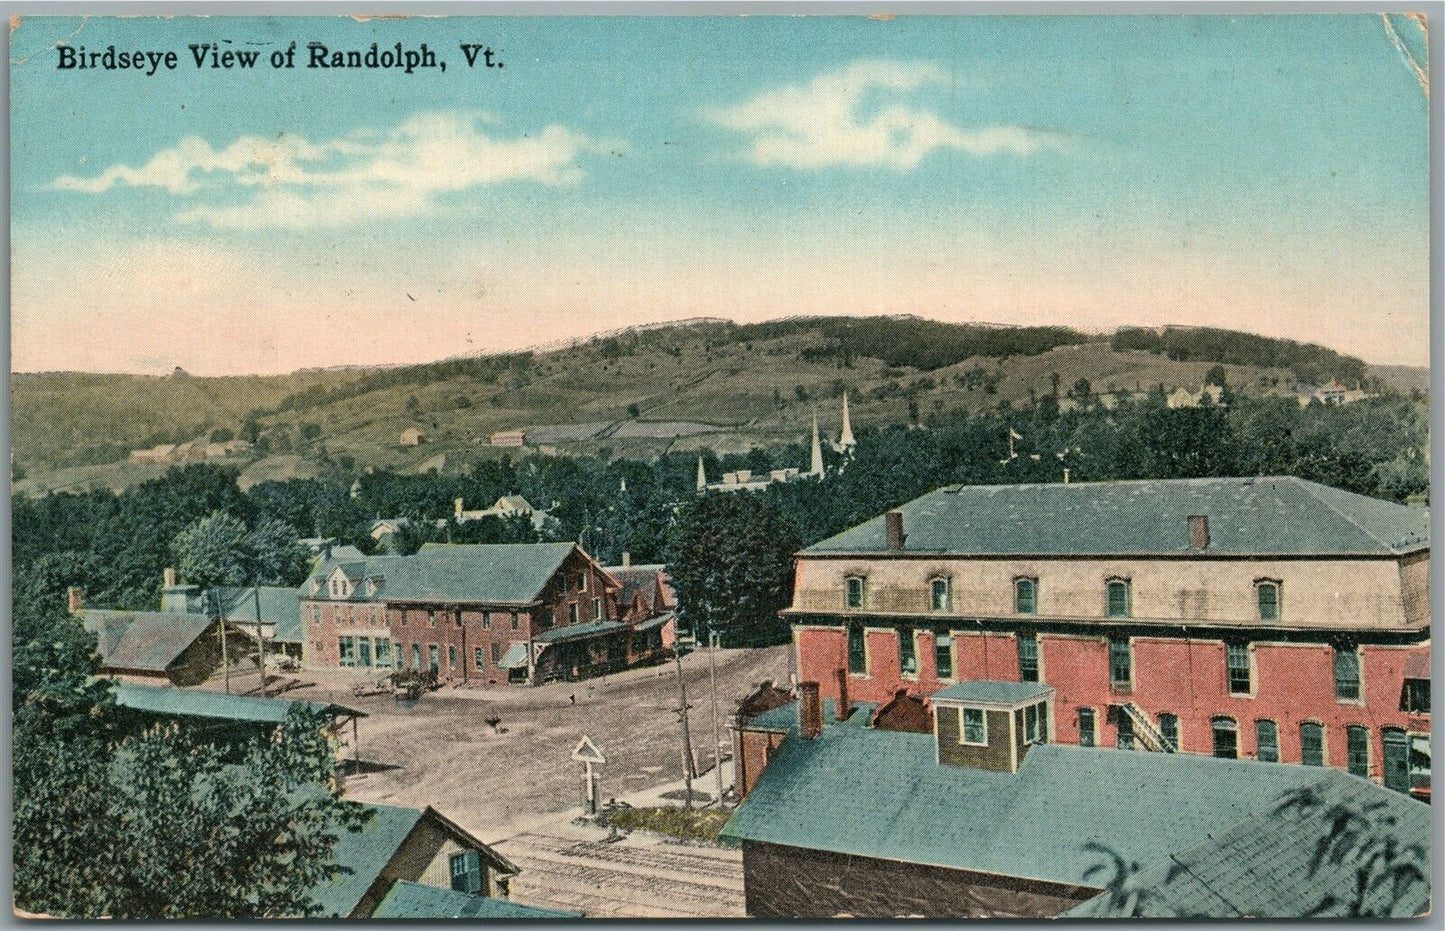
[300,542,629,686]
[783,477,1430,795]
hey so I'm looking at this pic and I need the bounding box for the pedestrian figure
[569,693,576,705]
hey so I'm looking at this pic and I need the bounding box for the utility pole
[213,589,230,694]
[707,630,725,807]
[253,586,267,697]
[672,646,697,809]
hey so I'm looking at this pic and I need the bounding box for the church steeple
[838,391,856,452]
[696,455,708,493]
[809,410,824,477]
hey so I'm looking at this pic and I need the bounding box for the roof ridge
[1285,476,1402,552]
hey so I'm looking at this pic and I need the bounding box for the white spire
[809,410,824,477]
[696,455,708,493]
[838,391,856,451]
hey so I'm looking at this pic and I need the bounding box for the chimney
[163,567,177,588]
[798,681,823,739]
[454,498,465,519]
[622,551,631,569]
[1189,515,1210,550]
[67,586,84,615]
[885,510,907,551]
[835,668,852,722]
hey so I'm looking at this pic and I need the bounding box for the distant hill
[11,316,1401,495]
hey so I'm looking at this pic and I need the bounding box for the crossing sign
[571,735,607,765]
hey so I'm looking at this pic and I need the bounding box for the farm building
[399,427,425,446]
[490,429,527,447]
[81,607,223,687]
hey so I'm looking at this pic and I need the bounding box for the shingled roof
[213,586,304,643]
[372,881,580,919]
[804,476,1429,557]
[310,543,578,605]
[82,610,214,672]
[721,724,1365,890]
[111,681,364,725]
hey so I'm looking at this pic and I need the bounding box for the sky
[8,14,1431,375]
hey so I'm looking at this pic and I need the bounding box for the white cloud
[705,60,1066,170]
[51,111,616,228]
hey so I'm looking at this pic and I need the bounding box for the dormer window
[1256,580,1281,621]
[1014,578,1037,615]
[960,708,987,745]
[1106,578,1131,618]
[930,579,950,612]
[845,576,865,609]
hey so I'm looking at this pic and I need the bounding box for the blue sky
[9,14,1429,374]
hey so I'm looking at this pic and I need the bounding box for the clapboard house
[784,477,1430,797]
[722,682,1430,919]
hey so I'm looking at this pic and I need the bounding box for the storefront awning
[497,643,530,669]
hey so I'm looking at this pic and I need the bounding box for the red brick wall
[301,598,389,667]
[797,624,1429,780]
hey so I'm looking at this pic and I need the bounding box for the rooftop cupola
[930,680,1055,773]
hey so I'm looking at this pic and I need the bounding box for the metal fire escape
[1118,702,1175,752]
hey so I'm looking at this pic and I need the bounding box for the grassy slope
[12,318,1413,495]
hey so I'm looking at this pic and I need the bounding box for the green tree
[1204,364,1228,387]
[173,511,252,589]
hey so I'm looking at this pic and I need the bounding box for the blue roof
[535,620,628,643]
[112,681,364,725]
[932,680,1054,706]
[497,642,531,669]
[372,881,581,919]
[314,803,424,917]
[722,727,1341,888]
[310,544,578,605]
[214,586,304,643]
[805,477,1428,557]
[744,698,877,732]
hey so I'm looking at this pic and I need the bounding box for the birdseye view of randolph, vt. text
[6,10,1435,922]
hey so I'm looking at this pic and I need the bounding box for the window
[1300,722,1325,766]
[593,598,603,620]
[482,611,492,629]
[1346,725,1370,777]
[454,609,463,627]
[1116,712,1135,750]
[511,612,519,630]
[376,639,393,668]
[1402,677,1429,714]
[491,643,502,664]
[330,578,339,597]
[1159,713,1180,752]
[449,850,482,894]
[847,624,867,675]
[1211,717,1238,759]
[1382,728,1409,793]
[339,636,355,667]
[411,643,422,670]
[1226,642,1252,695]
[1256,580,1280,621]
[1078,708,1097,747]
[357,639,372,667]
[1024,703,1047,744]
[475,647,485,670]
[578,573,587,592]
[898,628,917,676]
[428,644,439,672]
[846,576,865,609]
[1334,646,1361,701]
[428,610,437,628]
[312,607,321,623]
[1106,579,1131,618]
[1015,578,1037,615]
[1108,636,1132,688]
[448,645,457,670]
[568,603,579,625]
[935,634,954,680]
[1017,634,1039,683]
[931,578,950,612]
[1256,720,1279,762]
[960,708,987,745]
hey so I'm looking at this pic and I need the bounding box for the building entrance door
[1383,728,1409,793]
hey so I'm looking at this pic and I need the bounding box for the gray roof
[536,620,628,644]
[372,881,581,919]
[82,610,214,672]
[932,680,1054,706]
[111,681,364,724]
[310,544,577,605]
[314,803,424,917]
[1062,775,1431,918]
[722,727,1348,889]
[804,477,1429,557]
[213,586,304,643]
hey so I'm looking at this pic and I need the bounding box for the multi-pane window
[847,624,867,675]
[1300,722,1325,766]
[1211,716,1239,759]
[475,647,485,670]
[566,603,578,625]
[934,634,953,679]
[1226,642,1252,695]
[846,576,865,609]
[931,579,950,612]
[1024,702,1047,744]
[593,598,603,620]
[375,639,392,668]
[449,850,482,894]
[1017,634,1039,683]
[411,644,422,670]
[339,636,356,667]
[454,609,463,627]
[428,644,440,672]
[578,573,587,592]
[1256,720,1280,762]
[898,628,917,676]
[1158,713,1180,752]
[482,611,492,629]
[1256,581,1280,621]
[1106,579,1131,618]
[358,639,373,667]
[1334,646,1361,701]
[1078,708,1097,747]
[961,708,986,745]
[511,612,519,630]
[1108,636,1132,687]
[1015,578,1037,615]
[1403,677,1430,714]
[1347,725,1370,777]
[1116,712,1135,750]
[428,610,437,627]
[448,646,457,670]
[491,643,502,664]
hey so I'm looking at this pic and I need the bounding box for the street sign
[571,735,608,765]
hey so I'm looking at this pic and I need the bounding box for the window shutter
[464,849,482,894]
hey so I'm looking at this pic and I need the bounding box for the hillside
[11,316,1412,495]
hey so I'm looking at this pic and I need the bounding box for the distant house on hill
[1166,385,1225,409]
[400,427,425,446]
[490,429,527,448]
[453,496,550,531]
